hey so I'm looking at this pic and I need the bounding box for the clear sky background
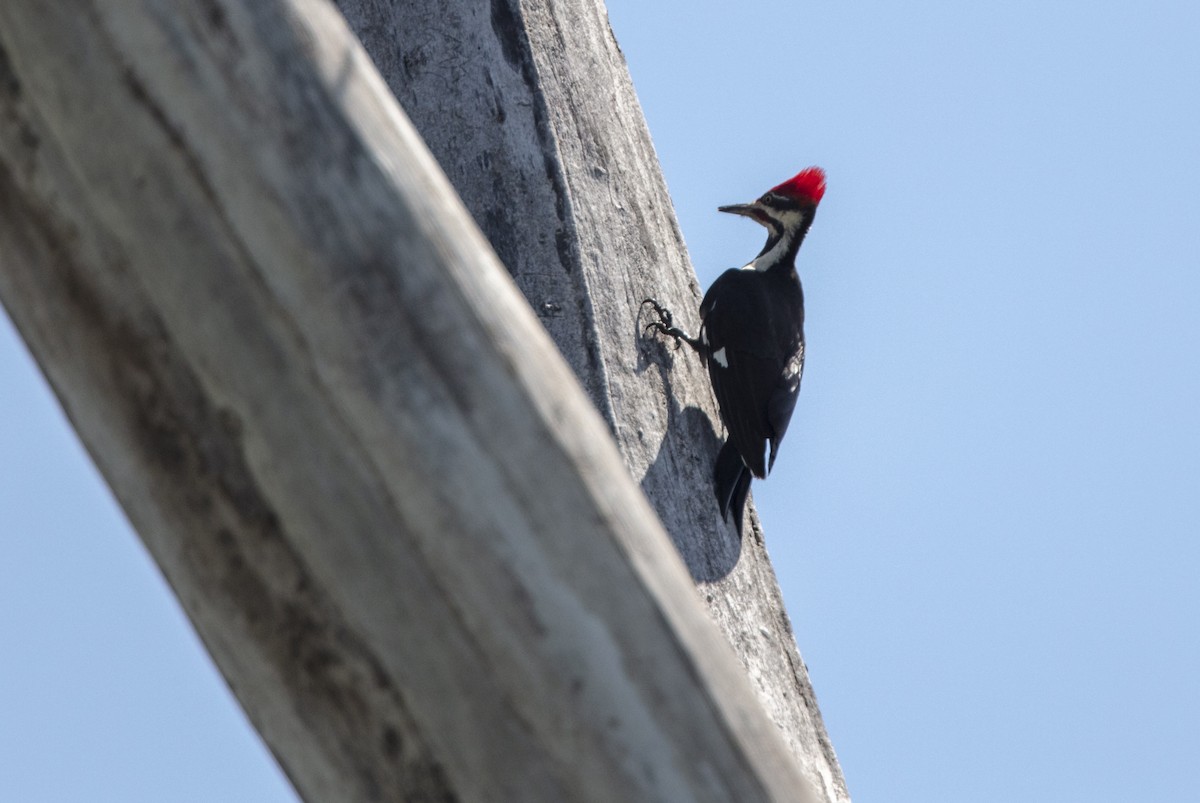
[2,2,1198,801]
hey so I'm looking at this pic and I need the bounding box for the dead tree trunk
[337,2,846,800]
[0,0,844,801]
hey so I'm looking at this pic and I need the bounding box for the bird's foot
[641,298,700,352]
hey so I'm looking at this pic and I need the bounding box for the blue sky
[3,2,1198,801]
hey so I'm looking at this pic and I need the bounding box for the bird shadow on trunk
[635,320,742,583]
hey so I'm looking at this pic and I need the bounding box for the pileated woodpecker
[644,166,826,533]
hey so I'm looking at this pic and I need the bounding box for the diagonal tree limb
[0,1,834,801]
[335,2,848,800]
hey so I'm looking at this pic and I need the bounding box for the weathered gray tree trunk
[337,2,846,801]
[0,0,844,801]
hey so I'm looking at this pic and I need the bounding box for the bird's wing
[766,340,803,472]
[700,272,784,479]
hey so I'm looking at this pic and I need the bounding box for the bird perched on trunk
[644,166,826,533]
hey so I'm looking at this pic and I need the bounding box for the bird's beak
[718,201,770,226]
[718,202,759,218]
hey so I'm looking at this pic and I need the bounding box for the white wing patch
[782,343,804,389]
[712,347,729,368]
[784,345,803,378]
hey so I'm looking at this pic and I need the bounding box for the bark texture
[336,2,847,800]
[0,0,846,801]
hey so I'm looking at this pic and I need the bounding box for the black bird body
[701,265,805,513]
[645,166,825,532]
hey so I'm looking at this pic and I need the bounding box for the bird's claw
[641,298,685,349]
[642,297,675,327]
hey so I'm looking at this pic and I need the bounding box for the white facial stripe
[753,234,794,270]
[712,347,729,368]
[750,209,807,271]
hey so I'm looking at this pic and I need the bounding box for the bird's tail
[714,440,752,535]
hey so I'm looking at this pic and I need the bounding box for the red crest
[768,166,826,204]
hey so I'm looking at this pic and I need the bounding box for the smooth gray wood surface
[0,2,835,801]
[336,2,848,800]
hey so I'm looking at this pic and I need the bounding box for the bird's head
[718,166,826,233]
